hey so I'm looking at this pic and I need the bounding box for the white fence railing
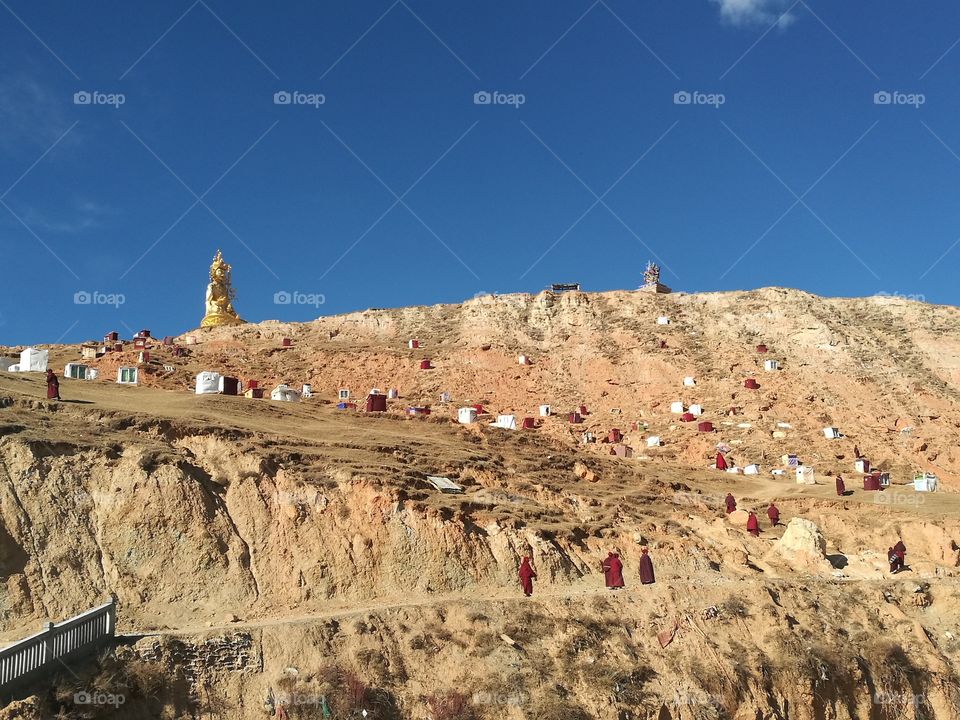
[0,598,116,692]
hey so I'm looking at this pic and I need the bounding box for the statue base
[639,282,672,294]
[200,312,246,328]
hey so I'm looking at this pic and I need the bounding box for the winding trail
[119,581,615,638]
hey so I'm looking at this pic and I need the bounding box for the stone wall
[133,632,262,699]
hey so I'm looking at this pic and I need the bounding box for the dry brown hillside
[1,287,959,719]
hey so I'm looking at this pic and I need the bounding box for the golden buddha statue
[200,250,246,327]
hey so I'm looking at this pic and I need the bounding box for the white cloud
[0,75,76,155]
[8,198,113,235]
[710,0,797,28]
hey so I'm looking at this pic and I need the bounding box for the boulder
[773,518,831,572]
[726,549,749,566]
[574,461,597,483]
[0,697,43,720]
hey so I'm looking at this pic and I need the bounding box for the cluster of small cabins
[0,325,941,496]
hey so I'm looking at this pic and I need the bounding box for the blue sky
[2,0,960,344]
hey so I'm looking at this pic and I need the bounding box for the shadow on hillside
[827,554,848,569]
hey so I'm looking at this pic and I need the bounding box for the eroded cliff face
[0,428,597,633]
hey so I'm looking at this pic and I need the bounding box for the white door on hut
[271,385,301,402]
[64,363,89,379]
[913,473,938,492]
[796,466,816,484]
[117,367,138,385]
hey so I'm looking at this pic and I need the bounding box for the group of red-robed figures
[517,549,655,596]
[724,493,781,537]
[725,489,908,576]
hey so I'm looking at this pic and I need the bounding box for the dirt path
[119,581,617,638]
[120,567,960,640]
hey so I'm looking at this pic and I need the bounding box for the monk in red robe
[725,493,737,514]
[835,475,846,497]
[893,540,906,571]
[766,503,780,527]
[746,511,760,536]
[638,547,655,584]
[46,370,60,400]
[888,546,901,574]
[518,556,536,596]
[716,452,728,470]
[601,552,624,590]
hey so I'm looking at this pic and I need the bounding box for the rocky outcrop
[770,517,833,573]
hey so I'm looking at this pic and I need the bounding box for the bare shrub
[529,697,592,720]
[425,691,477,720]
